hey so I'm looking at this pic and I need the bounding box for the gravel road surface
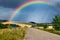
[24,28,60,40]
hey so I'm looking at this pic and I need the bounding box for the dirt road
[24,28,60,40]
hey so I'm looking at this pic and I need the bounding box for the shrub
[0,22,5,28]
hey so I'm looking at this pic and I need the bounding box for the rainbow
[9,1,54,21]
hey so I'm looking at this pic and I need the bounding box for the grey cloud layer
[0,0,29,8]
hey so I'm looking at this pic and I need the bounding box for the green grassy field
[44,29,60,35]
[36,27,60,35]
[0,27,26,40]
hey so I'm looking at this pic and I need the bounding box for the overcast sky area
[0,0,60,23]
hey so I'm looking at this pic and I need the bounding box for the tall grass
[0,27,26,40]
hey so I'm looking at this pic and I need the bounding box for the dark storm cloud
[49,0,60,9]
[56,2,60,8]
[0,0,60,8]
[0,0,28,8]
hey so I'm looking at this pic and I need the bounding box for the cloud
[55,3,60,9]
[0,0,30,8]
[49,0,60,9]
[50,0,60,2]
[0,0,60,9]
[0,7,13,20]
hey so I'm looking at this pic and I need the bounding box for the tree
[0,20,8,22]
[52,15,60,30]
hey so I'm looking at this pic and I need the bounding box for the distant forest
[0,20,8,22]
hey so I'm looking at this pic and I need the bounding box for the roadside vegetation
[0,21,26,40]
[36,27,60,35]
[0,27,26,40]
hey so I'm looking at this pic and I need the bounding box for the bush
[0,23,5,28]
[43,24,48,29]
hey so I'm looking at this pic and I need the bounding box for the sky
[0,0,60,23]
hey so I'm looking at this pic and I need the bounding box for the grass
[44,29,60,35]
[0,27,26,40]
[36,27,60,35]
